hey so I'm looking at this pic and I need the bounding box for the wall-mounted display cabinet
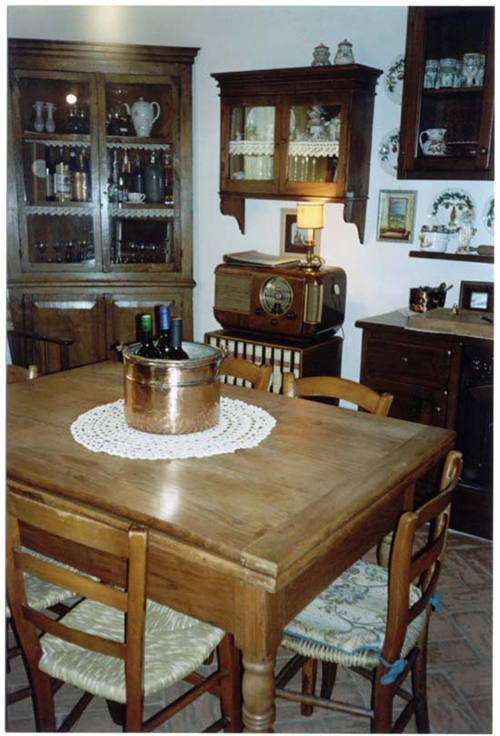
[398,6,494,180]
[211,64,382,243]
[8,39,198,368]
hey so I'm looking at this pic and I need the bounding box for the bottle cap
[140,314,153,331]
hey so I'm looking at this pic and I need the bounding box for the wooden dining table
[7,361,455,732]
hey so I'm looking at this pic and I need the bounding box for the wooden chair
[276,450,463,733]
[219,356,272,391]
[7,329,73,375]
[7,364,38,383]
[283,373,394,416]
[6,491,241,732]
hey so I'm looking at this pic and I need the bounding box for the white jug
[419,128,447,156]
[130,98,160,137]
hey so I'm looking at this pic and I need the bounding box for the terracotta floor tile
[426,671,484,734]
[428,607,464,641]
[450,610,493,660]
[439,583,493,612]
[427,638,482,669]
[449,662,492,699]
[467,697,492,733]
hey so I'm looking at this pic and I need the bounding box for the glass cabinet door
[13,71,99,271]
[223,104,278,192]
[102,76,179,271]
[399,6,494,179]
[284,99,346,195]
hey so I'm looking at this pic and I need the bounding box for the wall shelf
[409,250,493,264]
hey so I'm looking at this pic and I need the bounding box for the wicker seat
[276,450,463,733]
[6,491,240,732]
[219,356,271,391]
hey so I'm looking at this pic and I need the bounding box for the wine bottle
[144,151,164,203]
[163,151,173,203]
[73,151,90,202]
[45,147,55,202]
[136,314,161,358]
[54,147,71,202]
[130,154,145,194]
[155,305,171,357]
[166,318,188,360]
[122,149,131,191]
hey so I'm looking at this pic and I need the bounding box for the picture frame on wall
[459,281,494,313]
[280,208,321,256]
[376,190,417,243]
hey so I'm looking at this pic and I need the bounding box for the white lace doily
[70,398,276,461]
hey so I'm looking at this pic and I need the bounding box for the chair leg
[412,625,431,733]
[371,677,394,733]
[320,661,338,700]
[30,670,57,731]
[217,634,243,732]
[301,658,318,717]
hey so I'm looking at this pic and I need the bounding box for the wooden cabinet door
[23,293,107,370]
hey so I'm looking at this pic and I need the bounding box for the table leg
[235,583,283,733]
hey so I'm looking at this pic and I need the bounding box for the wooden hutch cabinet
[8,39,198,370]
[211,64,382,242]
[398,6,494,180]
[356,311,493,539]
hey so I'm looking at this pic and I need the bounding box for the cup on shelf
[128,192,146,203]
[437,58,458,88]
[423,59,439,88]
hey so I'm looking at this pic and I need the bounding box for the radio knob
[271,318,278,326]
[286,312,296,319]
[254,308,264,316]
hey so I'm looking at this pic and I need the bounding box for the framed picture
[459,281,494,312]
[376,190,417,243]
[280,208,321,256]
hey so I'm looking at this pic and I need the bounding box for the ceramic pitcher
[130,98,161,137]
[419,128,447,156]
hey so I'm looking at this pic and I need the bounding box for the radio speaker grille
[304,283,323,324]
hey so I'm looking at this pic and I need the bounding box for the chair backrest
[282,373,394,416]
[381,450,463,667]
[7,364,38,383]
[6,491,148,728]
[8,329,73,375]
[219,356,272,391]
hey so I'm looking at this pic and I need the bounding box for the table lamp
[296,202,325,270]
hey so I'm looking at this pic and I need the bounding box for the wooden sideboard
[356,310,493,539]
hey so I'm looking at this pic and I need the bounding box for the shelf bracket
[220,196,245,234]
[342,197,367,244]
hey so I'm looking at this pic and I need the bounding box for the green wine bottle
[136,314,161,358]
[166,318,188,360]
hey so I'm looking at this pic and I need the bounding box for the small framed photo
[376,190,417,243]
[280,208,321,256]
[459,281,494,312]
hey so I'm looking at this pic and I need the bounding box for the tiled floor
[6,530,492,733]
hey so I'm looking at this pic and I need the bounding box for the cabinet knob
[479,146,488,155]
[435,406,441,413]
[402,356,408,363]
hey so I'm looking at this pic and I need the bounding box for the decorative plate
[483,195,494,236]
[378,129,400,177]
[384,55,405,104]
[427,188,476,228]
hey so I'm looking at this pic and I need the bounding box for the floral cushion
[283,560,426,668]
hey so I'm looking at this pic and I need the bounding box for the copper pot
[122,342,224,434]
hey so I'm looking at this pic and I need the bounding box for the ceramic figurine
[462,53,485,87]
[423,59,439,88]
[334,39,355,65]
[311,43,331,66]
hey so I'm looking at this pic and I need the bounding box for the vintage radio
[213,263,346,338]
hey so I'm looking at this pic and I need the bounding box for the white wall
[8,5,494,381]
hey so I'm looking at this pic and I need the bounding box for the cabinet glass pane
[18,77,91,136]
[287,105,340,182]
[23,142,92,206]
[105,82,173,140]
[110,216,174,265]
[27,214,94,265]
[419,10,489,160]
[229,106,275,180]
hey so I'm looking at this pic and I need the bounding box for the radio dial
[271,319,278,326]
[254,307,264,316]
[286,312,295,319]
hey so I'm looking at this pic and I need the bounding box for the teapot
[129,98,161,137]
[419,128,448,156]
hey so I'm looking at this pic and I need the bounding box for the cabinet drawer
[365,338,451,389]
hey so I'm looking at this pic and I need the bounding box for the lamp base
[298,241,324,270]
